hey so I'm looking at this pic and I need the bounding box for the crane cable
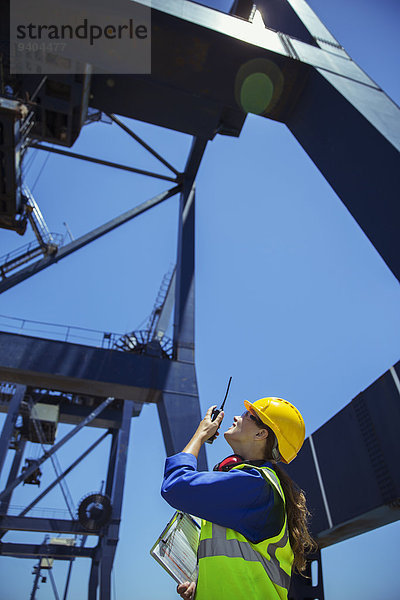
[23,148,39,177]
[31,152,51,192]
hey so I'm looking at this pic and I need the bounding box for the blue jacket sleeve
[161,452,283,543]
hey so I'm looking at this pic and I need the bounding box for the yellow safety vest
[195,464,293,600]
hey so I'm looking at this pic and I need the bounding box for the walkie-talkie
[205,376,232,444]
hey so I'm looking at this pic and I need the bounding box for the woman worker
[161,397,316,600]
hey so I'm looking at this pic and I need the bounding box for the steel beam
[63,561,74,600]
[173,183,196,362]
[48,568,62,600]
[0,396,115,501]
[0,99,24,222]
[0,186,181,294]
[283,0,343,46]
[0,516,94,536]
[136,0,384,93]
[90,0,400,279]
[156,138,208,470]
[30,559,42,600]
[108,114,180,176]
[90,0,378,130]
[0,397,142,428]
[104,431,119,501]
[286,67,400,282]
[0,385,26,476]
[173,136,207,360]
[84,402,133,599]
[159,383,206,469]
[235,0,316,46]
[0,438,27,515]
[0,543,94,560]
[89,559,100,600]
[155,138,207,340]
[107,401,132,521]
[17,431,109,519]
[97,400,133,600]
[29,143,178,183]
[286,361,400,547]
[0,429,105,539]
[181,137,208,193]
[0,331,196,400]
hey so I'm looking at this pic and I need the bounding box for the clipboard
[150,511,200,584]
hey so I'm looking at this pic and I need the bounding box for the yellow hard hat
[243,397,305,464]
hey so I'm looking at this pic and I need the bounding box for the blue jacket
[161,452,284,543]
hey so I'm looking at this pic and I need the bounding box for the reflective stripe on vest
[198,522,291,591]
[196,465,293,598]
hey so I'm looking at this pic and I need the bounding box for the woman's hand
[194,405,225,443]
[177,581,196,599]
[182,406,225,458]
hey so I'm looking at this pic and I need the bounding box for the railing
[0,314,173,356]
[0,233,64,279]
[1,239,48,267]
[0,314,124,349]
[4,504,72,519]
[23,185,54,246]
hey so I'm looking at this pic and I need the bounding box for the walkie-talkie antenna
[220,376,232,411]
[205,376,233,444]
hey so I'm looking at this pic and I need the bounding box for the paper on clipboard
[150,511,200,584]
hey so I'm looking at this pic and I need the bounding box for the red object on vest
[213,454,244,471]
[213,454,267,472]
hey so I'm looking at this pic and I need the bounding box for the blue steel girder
[156,137,208,471]
[0,516,97,536]
[173,183,196,362]
[285,361,400,548]
[89,560,100,600]
[159,345,207,469]
[0,330,207,468]
[90,400,133,600]
[105,401,133,523]
[29,142,179,182]
[89,0,400,280]
[0,431,110,540]
[0,439,27,515]
[0,331,197,401]
[0,385,26,477]
[159,379,207,470]
[0,395,115,503]
[0,543,94,560]
[173,136,208,361]
[0,388,139,429]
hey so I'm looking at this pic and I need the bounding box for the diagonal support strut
[0,185,181,294]
[0,396,115,501]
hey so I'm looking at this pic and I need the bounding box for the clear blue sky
[1,0,399,598]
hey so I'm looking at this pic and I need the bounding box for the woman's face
[224,410,263,443]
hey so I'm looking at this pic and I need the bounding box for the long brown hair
[258,422,317,573]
